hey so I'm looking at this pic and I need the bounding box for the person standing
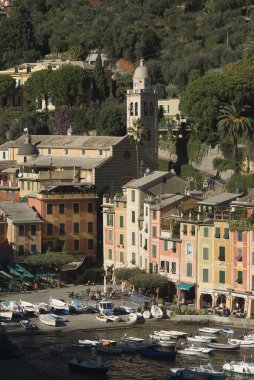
[34,281,38,293]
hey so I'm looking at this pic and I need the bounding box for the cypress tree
[93,52,106,103]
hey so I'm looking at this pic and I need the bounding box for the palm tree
[217,102,254,174]
[243,38,254,65]
[127,118,145,178]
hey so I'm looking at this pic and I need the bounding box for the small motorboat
[126,312,137,324]
[151,305,163,319]
[159,330,188,339]
[79,339,101,346]
[122,334,144,344]
[177,346,214,356]
[49,297,69,314]
[68,299,84,313]
[18,300,36,314]
[223,360,254,374]
[228,338,254,348]
[207,342,240,351]
[151,333,174,341]
[34,303,51,315]
[49,344,63,356]
[96,314,109,323]
[167,363,228,379]
[187,335,214,343]
[20,319,36,330]
[0,310,12,320]
[222,327,234,335]
[141,348,176,360]
[199,327,221,334]
[96,345,122,355]
[1,300,23,317]
[104,312,121,322]
[69,356,110,375]
[98,299,114,314]
[39,313,65,326]
[143,310,151,319]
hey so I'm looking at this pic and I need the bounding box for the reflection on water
[10,321,254,380]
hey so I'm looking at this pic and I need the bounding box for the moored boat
[151,305,163,319]
[187,335,214,343]
[167,363,228,379]
[122,334,144,344]
[199,327,221,334]
[39,313,65,326]
[49,297,69,314]
[79,339,101,346]
[223,360,254,374]
[96,345,122,355]
[69,357,110,375]
[96,314,109,323]
[177,346,214,356]
[159,330,188,339]
[222,327,234,334]
[0,310,12,320]
[207,342,240,351]
[68,299,84,313]
[18,300,36,314]
[20,319,36,330]
[104,312,121,322]
[143,310,151,319]
[126,312,137,324]
[228,338,254,348]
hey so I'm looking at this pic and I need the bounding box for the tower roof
[17,134,39,156]
[133,59,149,79]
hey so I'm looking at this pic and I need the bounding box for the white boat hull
[223,361,254,374]
[199,327,221,334]
[151,305,163,319]
[0,310,12,320]
[39,314,56,326]
[126,312,137,324]
[96,315,109,323]
[143,310,151,319]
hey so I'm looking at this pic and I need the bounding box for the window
[191,225,195,236]
[73,203,79,213]
[131,190,135,202]
[218,246,225,261]
[215,227,220,238]
[252,275,254,290]
[73,222,79,234]
[131,252,135,264]
[172,241,176,252]
[224,228,229,239]
[27,181,30,191]
[48,148,51,154]
[152,245,157,258]
[164,240,168,251]
[108,249,112,260]
[47,223,53,235]
[120,216,124,228]
[144,102,148,116]
[186,263,192,277]
[59,223,65,235]
[120,251,124,263]
[131,232,135,245]
[88,239,94,250]
[219,270,225,284]
[152,210,157,220]
[47,203,53,214]
[88,222,93,233]
[237,248,243,262]
[152,226,157,238]
[119,234,124,245]
[18,245,24,255]
[81,149,85,155]
[108,230,112,240]
[31,225,36,236]
[144,238,147,250]
[21,181,24,190]
[237,270,243,284]
[74,240,80,251]
[98,150,102,155]
[107,214,113,226]
[237,230,243,242]
[132,211,135,223]
[140,234,142,247]
[183,224,187,235]
[30,244,36,254]
[3,152,5,159]
[64,149,68,155]
[116,201,119,208]
[203,247,209,260]
[149,102,153,115]
[135,102,138,116]
[88,202,93,213]
[140,256,142,267]
[18,225,25,236]
[252,252,254,265]
[145,207,148,216]
[171,262,176,274]
[129,102,133,116]
[203,268,209,282]
[59,203,65,214]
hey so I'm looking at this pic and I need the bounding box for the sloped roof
[0,202,42,223]
[198,192,242,206]
[6,135,125,150]
[25,155,107,169]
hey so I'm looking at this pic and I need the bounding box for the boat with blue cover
[140,348,176,360]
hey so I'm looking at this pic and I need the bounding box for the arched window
[135,102,138,116]
[147,130,151,141]
[129,102,133,116]
[144,102,148,116]
[149,102,154,116]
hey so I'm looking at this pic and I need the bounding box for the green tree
[217,102,254,174]
[50,65,87,108]
[24,69,52,110]
[25,252,73,272]
[96,100,126,136]
[93,52,106,103]
[114,267,145,282]
[0,75,15,106]
[130,272,168,293]
[243,38,254,66]
[128,118,145,178]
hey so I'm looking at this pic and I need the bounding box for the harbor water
[7,319,254,380]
